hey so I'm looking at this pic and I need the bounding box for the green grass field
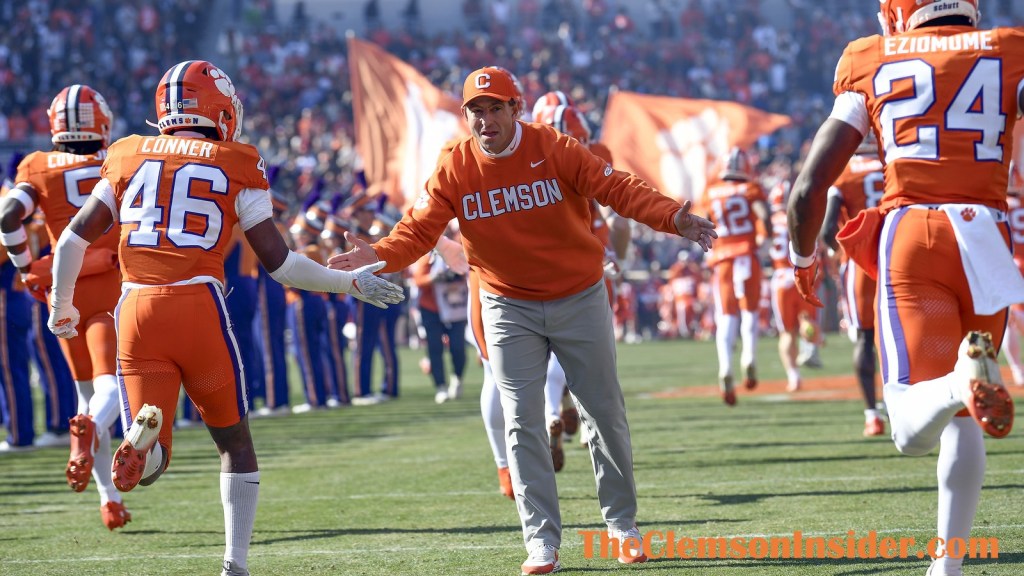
[1,336,1021,575]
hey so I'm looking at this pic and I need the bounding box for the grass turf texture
[1,336,1022,575]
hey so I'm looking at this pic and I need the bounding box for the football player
[0,85,130,529]
[699,147,772,405]
[46,60,403,576]
[788,3,1020,574]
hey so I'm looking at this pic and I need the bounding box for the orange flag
[601,91,792,204]
[348,38,467,209]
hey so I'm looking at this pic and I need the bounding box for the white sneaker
[0,440,34,452]
[221,560,250,576]
[926,559,962,576]
[291,403,314,413]
[326,397,341,408]
[435,389,449,404]
[521,543,560,575]
[610,525,649,564]
[34,431,70,448]
[448,375,464,400]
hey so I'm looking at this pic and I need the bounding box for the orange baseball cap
[462,67,518,107]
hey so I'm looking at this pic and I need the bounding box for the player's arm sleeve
[829,92,869,136]
[829,44,870,136]
[373,166,459,273]
[565,136,681,235]
[51,227,91,308]
[90,178,119,220]
[235,188,274,231]
[268,249,356,293]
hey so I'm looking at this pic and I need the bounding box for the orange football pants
[769,268,817,333]
[115,283,247,460]
[877,207,1008,387]
[57,268,119,381]
[713,256,762,316]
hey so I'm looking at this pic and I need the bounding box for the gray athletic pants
[481,280,638,550]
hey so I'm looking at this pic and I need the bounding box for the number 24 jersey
[834,25,1024,211]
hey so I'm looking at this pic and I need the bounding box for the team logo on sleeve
[604,164,613,177]
[413,190,430,211]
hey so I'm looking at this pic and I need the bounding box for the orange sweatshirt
[374,122,681,300]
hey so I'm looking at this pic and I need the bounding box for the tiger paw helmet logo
[960,207,977,222]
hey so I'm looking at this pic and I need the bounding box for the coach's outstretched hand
[673,200,718,251]
[329,232,379,271]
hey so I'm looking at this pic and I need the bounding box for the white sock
[739,310,758,369]
[715,314,739,379]
[932,418,985,576]
[90,374,121,430]
[883,378,963,456]
[93,424,119,504]
[221,471,260,570]
[75,380,94,414]
[479,361,507,468]
[786,367,800,388]
[865,408,880,421]
[544,355,566,424]
[142,443,164,480]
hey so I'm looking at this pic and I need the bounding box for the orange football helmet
[47,85,113,146]
[536,104,591,145]
[531,90,574,123]
[720,147,751,181]
[155,60,243,141]
[878,0,979,36]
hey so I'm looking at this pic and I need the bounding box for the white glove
[48,300,81,339]
[350,261,406,309]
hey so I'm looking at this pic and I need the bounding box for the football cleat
[743,364,758,390]
[549,419,564,472]
[66,414,97,492]
[521,543,560,575]
[560,405,579,436]
[497,466,514,500]
[863,416,886,437]
[221,560,250,576]
[112,404,163,492]
[720,375,737,406]
[956,332,1014,438]
[100,501,131,531]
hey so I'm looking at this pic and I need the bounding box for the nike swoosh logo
[530,159,546,168]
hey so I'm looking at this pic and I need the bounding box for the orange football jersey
[834,26,1024,211]
[374,123,681,300]
[15,150,119,252]
[768,203,790,270]
[699,180,766,266]
[831,154,885,226]
[102,134,269,285]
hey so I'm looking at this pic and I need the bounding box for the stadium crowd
[2,0,1023,434]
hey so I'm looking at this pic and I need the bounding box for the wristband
[5,188,36,216]
[0,227,27,247]
[8,249,32,268]
[789,244,816,268]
